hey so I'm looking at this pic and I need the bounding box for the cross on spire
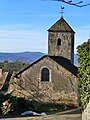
[60,6,64,18]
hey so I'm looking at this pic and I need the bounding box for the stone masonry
[9,56,79,106]
[82,100,90,120]
[48,17,74,64]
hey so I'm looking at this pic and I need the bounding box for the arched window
[41,68,49,81]
[57,38,61,46]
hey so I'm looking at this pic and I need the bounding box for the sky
[0,0,90,53]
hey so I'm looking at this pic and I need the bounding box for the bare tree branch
[43,0,90,7]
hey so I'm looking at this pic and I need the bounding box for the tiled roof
[15,55,77,77]
[48,17,75,33]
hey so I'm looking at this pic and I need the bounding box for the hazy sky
[0,0,90,53]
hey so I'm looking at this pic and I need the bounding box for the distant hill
[0,52,78,66]
[0,52,45,63]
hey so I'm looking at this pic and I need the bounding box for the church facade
[9,17,79,106]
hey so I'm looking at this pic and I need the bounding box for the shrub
[77,39,90,110]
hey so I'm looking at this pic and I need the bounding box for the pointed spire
[48,17,75,33]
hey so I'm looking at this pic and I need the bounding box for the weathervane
[60,6,64,18]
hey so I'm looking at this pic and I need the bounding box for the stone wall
[9,57,79,107]
[82,100,90,120]
[0,69,2,78]
[48,31,74,64]
[0,70,9,90]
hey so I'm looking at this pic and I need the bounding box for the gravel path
[0,114,82,120]
[0,108,82,120]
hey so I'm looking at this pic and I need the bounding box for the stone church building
[9,17,79,106]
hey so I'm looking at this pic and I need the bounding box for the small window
[57,38,61,46]
[41,68,49,81]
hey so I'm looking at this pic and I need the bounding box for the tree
[44,0,90,7]
[77,39,90,110]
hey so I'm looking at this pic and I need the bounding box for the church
[9,16,79,107]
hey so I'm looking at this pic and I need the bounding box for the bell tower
[48,17,75,64]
